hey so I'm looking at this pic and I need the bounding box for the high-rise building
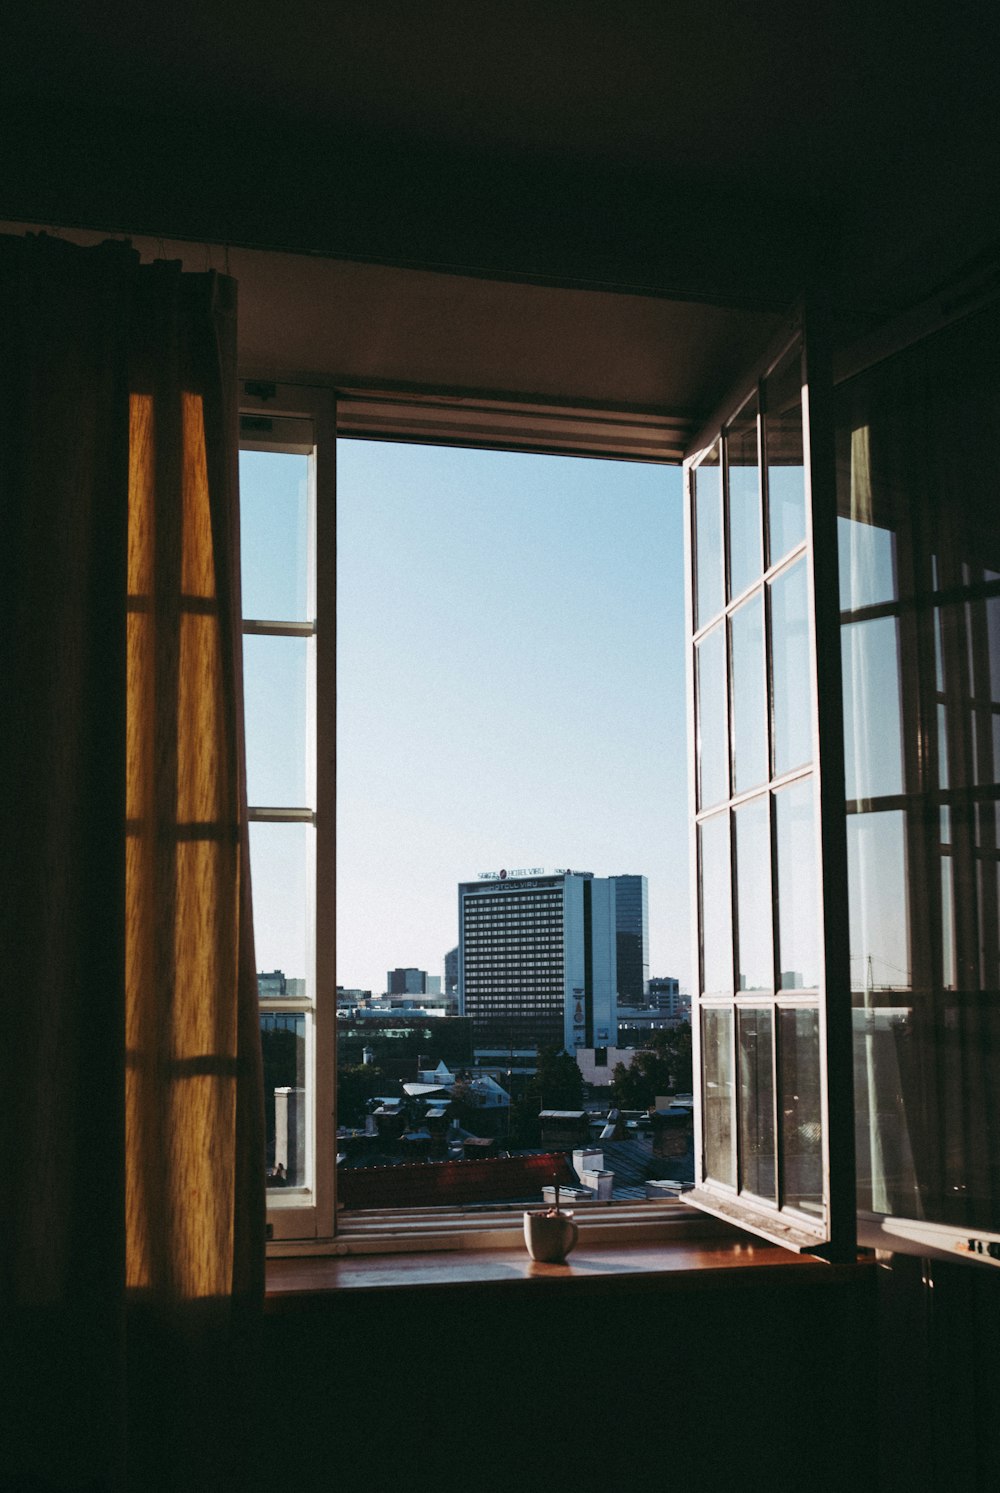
[444,946,458,995]
[458,870,617,1052]
[612,874,649,1000]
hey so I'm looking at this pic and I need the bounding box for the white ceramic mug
[523,1209,578,1263]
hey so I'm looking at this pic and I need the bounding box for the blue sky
[242,439,692,997]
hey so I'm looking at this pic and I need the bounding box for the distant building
[576,1045,648,1087]
[617,1006,686,1041]
[612,874,649,1001]
[387,967,438,995]
[458,870,617,1052]
[444,946,459,995]
[258,969,288,999]
[648,976,689,1020]
[336,986,372,1010]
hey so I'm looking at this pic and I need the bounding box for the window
[240,395,335,1241]
[684,315,856,1260]
[242,385,691,1248]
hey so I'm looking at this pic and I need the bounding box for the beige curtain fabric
[1,233,264,1492]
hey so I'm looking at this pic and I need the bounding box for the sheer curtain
[1,232,264,1491]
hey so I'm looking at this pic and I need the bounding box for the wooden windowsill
[265,1237,871,1310]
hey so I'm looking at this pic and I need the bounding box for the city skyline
[336,440,691,998]
[244,438,692,1000]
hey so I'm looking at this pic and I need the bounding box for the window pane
[249,821,314,1001]
[694,444,723,629]
[765,345,806,563]
[261,1011,308,1188]
[780,1007,822,1216]
[738,1007,775,1201]
[730,591,767,793]
[838,513,897,612]
[842,617,904,801]
[847,811,909,995]
[696,623,727,810]
[243,634,313,808]
[703,1007,735,1187]
[735,795,772,993]
[775,778,819,990]
[727,393,762,599]
[239,449,311,621]
[770,556,812,776]
[700,813,733,998]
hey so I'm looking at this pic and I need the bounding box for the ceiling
[1,2,996,433]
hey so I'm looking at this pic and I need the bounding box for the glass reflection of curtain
[0,233,264,1493]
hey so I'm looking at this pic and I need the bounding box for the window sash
[683,307,856,1260]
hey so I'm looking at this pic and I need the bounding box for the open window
[683,308,857,1260]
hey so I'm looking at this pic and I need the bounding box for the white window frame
[240,388,336,1244]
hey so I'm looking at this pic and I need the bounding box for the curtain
[0,233,264,1491]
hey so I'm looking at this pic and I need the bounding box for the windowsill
[265,1231,871,1309]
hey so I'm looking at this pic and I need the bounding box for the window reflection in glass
[770,557,812,777]
[852,1002,920,1217]
[696,624,727,810]
[776,778,818,989]
[838,515,897,613]
[847,811,910,995]
[765,346,806,564]
[703,1006,735,1187]
[730,591,767,794]
[735,795,772,993]
[699,812,733,998]
[780,1007,822,1216]
[842,617,904,801]
[695,444,723,629]
[738,1008,775,1200]
[727,394,761,600]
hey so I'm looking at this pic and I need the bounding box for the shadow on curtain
[0,232,265,1492]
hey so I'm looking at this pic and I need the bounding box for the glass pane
[249,821,314,1001]
[775,778,819,990]
[847,811,910,995]
[780,1007,822,1216]
[852,1001,921,1217]
[842,617,904,801]
[770,556,812,776]
[735,795,772,993]
[694,444,723,629]
[239,449,312,621]
[699,812,733,997]
[261,1010,308,1187]
[765,345,806,563]
[727,394,762,599]
[703,1007,735,1187]
[696,623,727,810]
[738,1007,775,1200]
[244,634,313,808]
[838,513,897,612]
[730,591,767,793]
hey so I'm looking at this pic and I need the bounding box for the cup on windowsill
[523,1208,578,1263]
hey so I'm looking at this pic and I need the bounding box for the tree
[534,1046,584,1109]
[610,1025,692,1110]
[336,1062,388,1128]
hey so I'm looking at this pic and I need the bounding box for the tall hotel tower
[612,874,649,1001]
[458,870,618,1052]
